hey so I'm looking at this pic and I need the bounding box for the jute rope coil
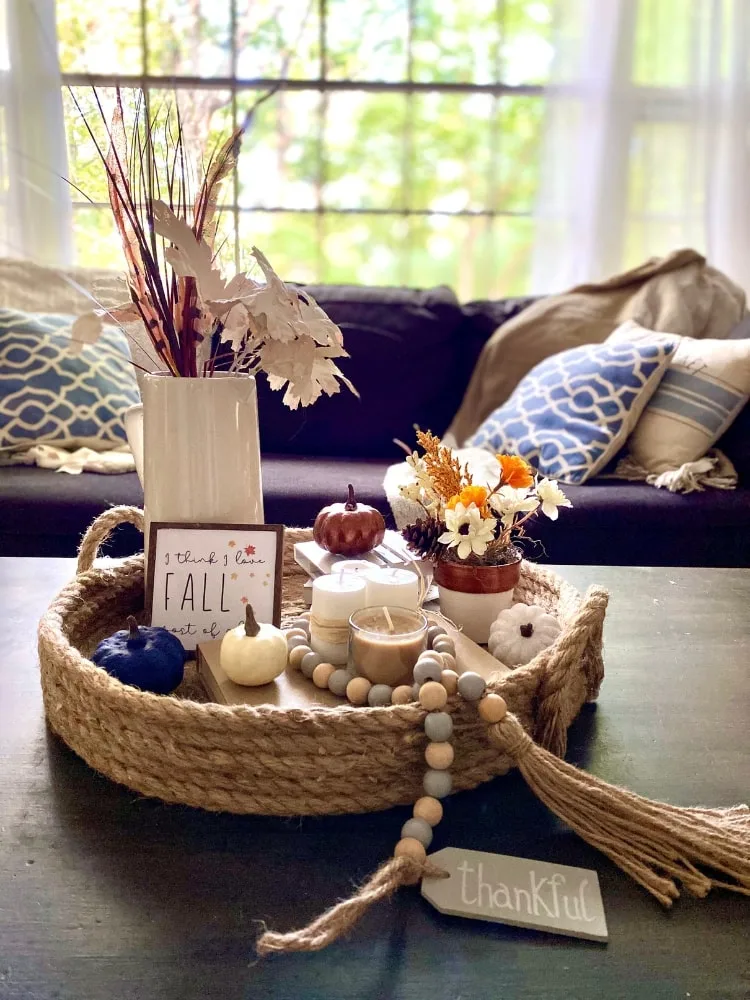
[38,506,608,817]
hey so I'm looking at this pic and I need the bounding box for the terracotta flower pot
[434,555,522,644]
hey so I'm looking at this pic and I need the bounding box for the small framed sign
[146,522,284,650]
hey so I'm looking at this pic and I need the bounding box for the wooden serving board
[196,613,510,708]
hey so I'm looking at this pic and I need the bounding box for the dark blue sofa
[1,286,748,566]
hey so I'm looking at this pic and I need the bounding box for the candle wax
[310,574,367,665]
[364,566,420,611]
[350,606,427,687]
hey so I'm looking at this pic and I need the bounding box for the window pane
[498,0,554,85]
[326,0,409,81]
[324,93,407,210]
[407,214,534,299]
[494,95,544,212]
[56,0,143,75]
[236,1,320,79]
[145,0,231,78]
[412,0,499,84]
[63,88,147,206]
[633,0,695,87]
[409,93,494,211]
[239,211,322,284]
[322,213,407,284]
[72,206,122,269]
[237,90,321,211]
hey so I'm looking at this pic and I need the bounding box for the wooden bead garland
[284,616,508,866]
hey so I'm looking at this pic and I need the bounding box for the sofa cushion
[0,456,394,557]
[609,324,750,475]
[254,285,475,459]
[0,307,139,450]
[467,336,677,484]
[517,478,750,567]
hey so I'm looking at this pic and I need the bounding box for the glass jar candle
[349,607,428,687]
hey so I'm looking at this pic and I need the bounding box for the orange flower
[447,485,490,515]
[496,454,533,489]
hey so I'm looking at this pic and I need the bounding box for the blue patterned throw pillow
[467,338,677,484]
[0,307,139,450]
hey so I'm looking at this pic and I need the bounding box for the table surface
[1,559,749,1000]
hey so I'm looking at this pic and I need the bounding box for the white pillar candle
[364,567,420,612]
[333,560,375,578]
[310,574,367,665]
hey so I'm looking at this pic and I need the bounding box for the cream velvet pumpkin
[488,602,561,668]
[220,605,288,686]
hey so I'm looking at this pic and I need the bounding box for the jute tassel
[488,713,750,906]
[256,857,448,956]
[256,711,750,957]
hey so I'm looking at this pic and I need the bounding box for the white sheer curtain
[531,0,750,294]
[0,0,71,267]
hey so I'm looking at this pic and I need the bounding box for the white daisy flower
[438,502,497,560]
[489,485,540,527]
[536,479,573,520]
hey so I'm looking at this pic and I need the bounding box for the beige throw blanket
[0,444,135,474]
[447,249,747,446]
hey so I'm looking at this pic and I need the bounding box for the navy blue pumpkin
[92,616,186,695]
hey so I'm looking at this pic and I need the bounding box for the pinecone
[402,517,444,560]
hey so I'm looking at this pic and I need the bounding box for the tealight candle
[364,567,420,611]
[310,575,367,665]
[349,606,428,686]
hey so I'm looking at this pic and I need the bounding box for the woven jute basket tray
[37,507,608,817]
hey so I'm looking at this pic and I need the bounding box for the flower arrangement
[68,89,355,409]
[400,430,571,564]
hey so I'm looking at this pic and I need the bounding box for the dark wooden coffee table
[1,558,748,1000]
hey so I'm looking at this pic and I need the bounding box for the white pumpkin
[220,604,288,686]
[488,602,561,668]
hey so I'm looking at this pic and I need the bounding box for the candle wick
[383,606,395,633]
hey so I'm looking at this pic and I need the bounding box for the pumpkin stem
[345,483,357,510]
[520,622,534,638]
[244,603,260,637]
[126,615,146,646]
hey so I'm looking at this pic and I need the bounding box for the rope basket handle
[77,506,145,576]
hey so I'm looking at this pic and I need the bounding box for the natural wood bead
[425,741,454,770]
[439,651,457,672]
[419,681,447,711]
[346,676,372,706]
[288,644,312,670]
[391,684,413,705]
[312,663,336,689]
[413,795,443,827]
[440,669,459,694]
[478,693,508,723]
[394,837,426,863]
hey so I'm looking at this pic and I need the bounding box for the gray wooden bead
[432,637,456,656]
[300,651,323,677]
[368,684,393,707]
[412,682,422,700]
[287,634,310,651]
[423,768,452,799]
[424,711,453,742]
[401,816,433,848]
[457,671,486,701]
[290,617,311,631]
[417,651,444,668]
[328,668,354,697]
[413,659,443,685]
[427,625,448,646]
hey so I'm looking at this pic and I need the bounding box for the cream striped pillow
[610,321,750,474]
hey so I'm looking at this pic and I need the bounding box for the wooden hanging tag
[422,847,608,942]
